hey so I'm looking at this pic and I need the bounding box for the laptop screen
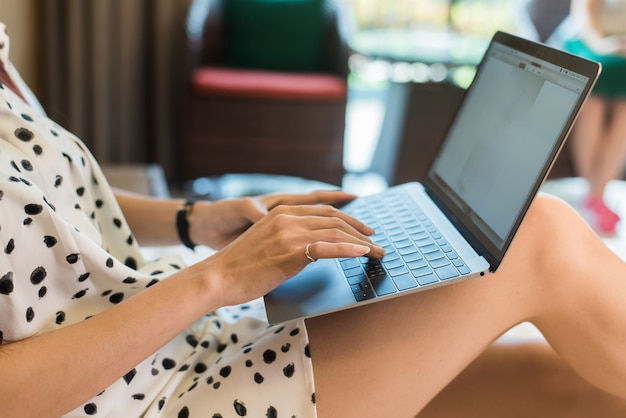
[424,31,600,270]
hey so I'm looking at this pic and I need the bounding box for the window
[347,0,516,34]
[343,0,521,87]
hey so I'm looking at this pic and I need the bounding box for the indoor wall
[0,0,42,97]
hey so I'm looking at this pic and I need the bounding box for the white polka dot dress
[0,23,317,417]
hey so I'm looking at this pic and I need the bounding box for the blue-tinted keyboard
[340,188,470,302]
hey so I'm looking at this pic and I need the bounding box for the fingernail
[355,245,371,255]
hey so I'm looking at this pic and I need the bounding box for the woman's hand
[188,190,359,250]
[196,201,385,308]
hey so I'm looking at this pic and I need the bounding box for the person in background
[563,0,626,235]
[0,21,625,418]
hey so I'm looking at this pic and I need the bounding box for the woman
[0,23,625,418]
[563,0,626,235]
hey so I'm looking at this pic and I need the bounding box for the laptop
[263,31,600,324]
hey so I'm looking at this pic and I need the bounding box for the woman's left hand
[188,190,360,250]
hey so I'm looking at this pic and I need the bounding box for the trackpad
[264,259,356,323]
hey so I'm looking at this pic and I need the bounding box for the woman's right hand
[194,202,385,309]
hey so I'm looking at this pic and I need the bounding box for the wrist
[176,198,198,250]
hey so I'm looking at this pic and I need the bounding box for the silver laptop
[264,31,600,324]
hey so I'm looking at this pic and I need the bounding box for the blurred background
[0,0,562,197]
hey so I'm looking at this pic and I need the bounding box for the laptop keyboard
[340,188,470,302]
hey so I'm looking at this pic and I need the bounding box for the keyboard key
[419,243,439,253]
[382,258,404,270]
[382,251,400,262]
[415,238,435,247]
[458,266,470,275]
[347,273,368,286]
[340,258,361,270]
[429,257,450,268]
[387,265,410,277]
[416,272,438,285]
[405,225,424,235]
[403,252,424,263]
[351,282,372,293]
[434,265,459,280]
[365,263,386,279]
[452,259,465,267]
[440,244,453,253]
[392,273,418,290]
[344,266,364,277]
[370,274,397,296]
[388,228,405,239]
[394,238,413,249]
[375,238,391,248]
[410,265,433,277]
[398,245,418,256]
[354,288,376,301]
[381,219,398,228]
[407,259,428,270]
[425,250,445,261]
[410,231,429,241]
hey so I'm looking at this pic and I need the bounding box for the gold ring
[305,243,317,263]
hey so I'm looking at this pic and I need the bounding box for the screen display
[429,39,592,252]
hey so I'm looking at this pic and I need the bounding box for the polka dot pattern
[0,23,317,418]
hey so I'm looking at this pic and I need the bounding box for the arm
[572,0,603,38]
[0,262,213,417]
[114,188,365,249]
[0,198,384,417]
[571,0,626,55]
[113,189,185,246]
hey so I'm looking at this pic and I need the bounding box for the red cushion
[192,67,347,101]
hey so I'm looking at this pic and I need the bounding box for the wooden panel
[181,95,347,186]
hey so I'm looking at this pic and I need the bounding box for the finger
[272,205,375,236]
[262,190,356,210]
[302,227,385,259]
[304,241,380,262]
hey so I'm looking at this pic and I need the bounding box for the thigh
[418,342,626,418]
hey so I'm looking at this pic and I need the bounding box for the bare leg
[418,342,626,418]
[567,96,623,233]
[571,96,607,189]
[591,100,626,197]
[306,194,626,418]
[571,96,607,186]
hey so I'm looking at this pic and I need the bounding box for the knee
[526,193,587,236]
[527,192,584,224]
[518,193,595,266]
[526,193,610,268]
[498,194,591,306]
